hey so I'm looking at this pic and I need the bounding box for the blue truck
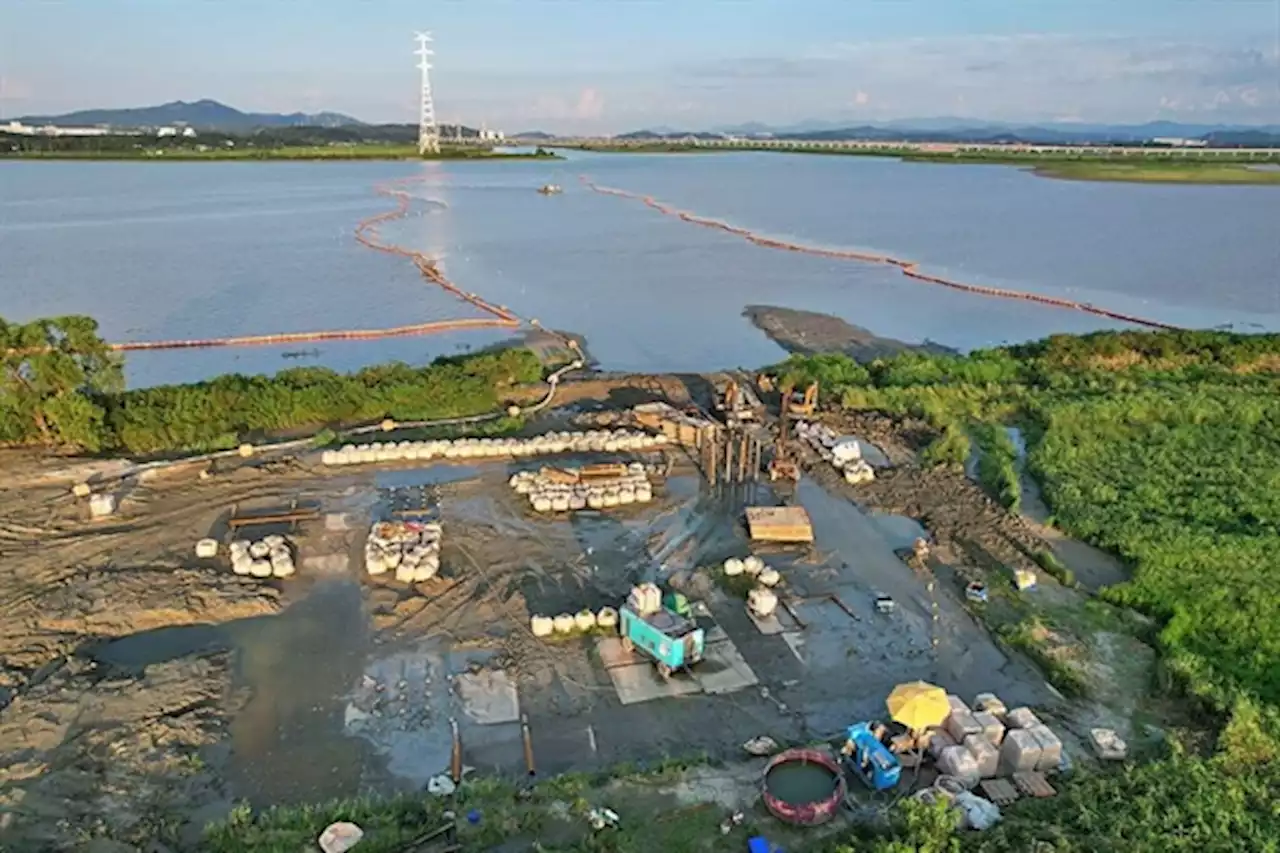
[619,604,706,679]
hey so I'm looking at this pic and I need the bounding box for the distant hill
[12,99,364,130]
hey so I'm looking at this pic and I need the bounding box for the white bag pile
[364,520,442,583]
[320,429,669,466]
[795,421,876,485]
[230,534,295,578]
[510,463,653,513]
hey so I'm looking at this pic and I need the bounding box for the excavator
[767,393,800,483]
[779,380,819,418]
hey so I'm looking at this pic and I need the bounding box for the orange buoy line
[580,176,1181,332]
[90,177,521,354]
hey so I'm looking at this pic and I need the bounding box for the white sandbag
[365,552,387,576]
[551,493,571,512]
[953,791,1001,832]
[831,438,862,463]
[569,494,587,511]
[531,615,554,637]
[747,587,778,618]
[395,564,417,584]
[532,495,553,513]
[195,538,219,559]
[263,534,285,549]
[412,564,437,583]
[249,560,272,579]
[249,541,270,559]
[574,609,597,631]
[89,493,115,518]
[321,450,337,466]
[601,491,619,508]
[628,461,646,474]
[596,606,618,629]
[318,821,364,853]
[272,557,296,579]
[635,486,653,503]
[723,557,745,576]
[553,613,576,634]
[587,491,604,510]
[758,567,781,588]
[231,553,253,576]
[743,555,765,576]
[617,486,635,505]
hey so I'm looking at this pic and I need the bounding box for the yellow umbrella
[885,681,949,731]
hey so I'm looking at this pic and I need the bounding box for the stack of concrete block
[999,729,1042,774]
[973,711,1006,746]
[1028,725,1063,771]
[1005,706,1042,730]
[928,729,956,760]
[936,745,981,788]
[963,734,1000,778]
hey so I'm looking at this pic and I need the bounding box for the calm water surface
[3,153,1277,387]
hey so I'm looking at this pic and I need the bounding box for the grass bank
[774,330,1280,847]
[564,142,1280,184]
[0,314,545,455]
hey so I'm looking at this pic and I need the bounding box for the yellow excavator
[780,380,818,418]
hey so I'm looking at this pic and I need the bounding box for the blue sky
[2,0,1277,131]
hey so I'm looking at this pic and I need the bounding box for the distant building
[1152,137,1208,148]
[155,126,197,138]
[477,127,505,142]
[1,120,118,137]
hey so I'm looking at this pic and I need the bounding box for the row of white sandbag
[230,536,295,578]
[530,607,620,637]
[321,429,668,466]
[723,555,782,587]
[527,480,654,512]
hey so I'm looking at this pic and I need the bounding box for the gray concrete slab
[596,636,638,670]
[454,670,521,725]
[607,662,701,706]
[695,639,760,695]
[302,554,349,573]
[745,604,801,636]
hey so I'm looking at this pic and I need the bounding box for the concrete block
[1028,724,1063,772]
[694,640,759,695]
[454,670,521,725]
[927,729,956,760]
[946,693,971,716]
[973,692,1008,718]
[946,711,984,743]
[1004,707,1041,730]
[999,728,1041,775]
[606,662,700,706]
[963,734,1000,778]
[973,711,1006,746]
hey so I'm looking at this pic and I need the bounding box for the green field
[566,141,1280,184]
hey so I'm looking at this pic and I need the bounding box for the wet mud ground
[0,377,1150,849]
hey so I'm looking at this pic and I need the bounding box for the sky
[2,0,1278,133]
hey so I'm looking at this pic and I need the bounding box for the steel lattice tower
[414,31,440,155]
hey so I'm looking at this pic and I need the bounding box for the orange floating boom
[579,176,1181,332]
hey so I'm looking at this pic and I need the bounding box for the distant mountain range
[10,100,364,130]
[619,119,1280,146]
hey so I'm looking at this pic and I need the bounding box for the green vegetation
[971,422,1021,511]
[572,140,1280,184]
[1028,160,1280,184]
[770,329,1280,849]
[0,314,542,455]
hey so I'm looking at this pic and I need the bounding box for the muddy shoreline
[0,365,1150,850]
[745,305,955,361]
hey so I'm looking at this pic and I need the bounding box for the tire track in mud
[579,176,1181,331]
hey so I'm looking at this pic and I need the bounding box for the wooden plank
[1012,771,1056,798]
[228,507,320,529]
[979,778,1020,806]
[745,505,814,543]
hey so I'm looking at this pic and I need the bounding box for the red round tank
[761,747,846,826]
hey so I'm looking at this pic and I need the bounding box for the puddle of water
[764,760,839,806]
[868,513,930,552]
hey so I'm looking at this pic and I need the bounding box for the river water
[2,152,1278,387]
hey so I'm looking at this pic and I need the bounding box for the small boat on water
[537,184,563,195]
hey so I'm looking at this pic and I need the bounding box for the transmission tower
[414,31,440,155]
